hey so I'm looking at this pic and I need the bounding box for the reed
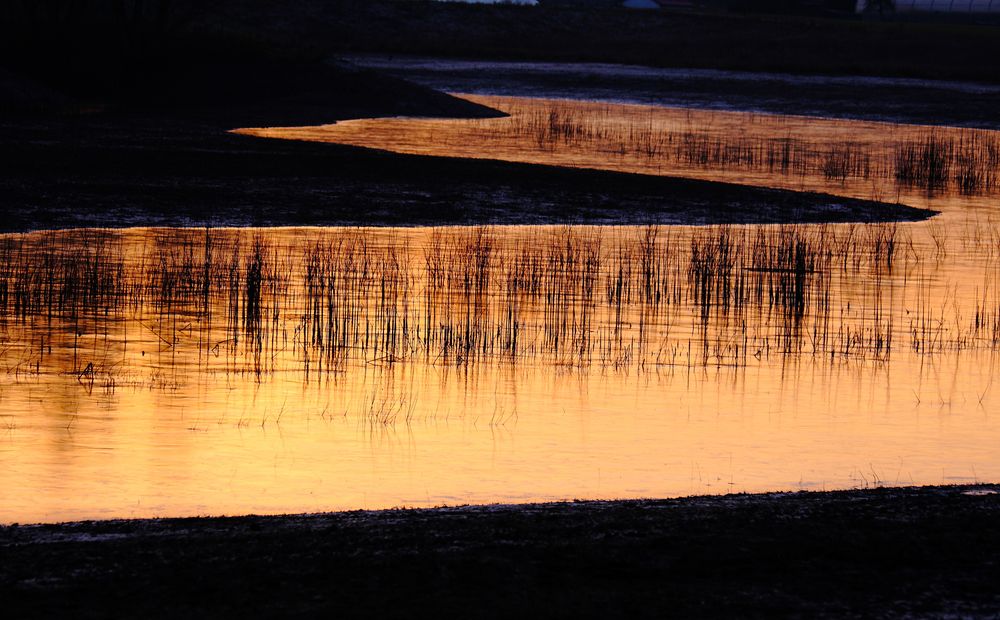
[475,100,1000,197]
[1,223,997,392]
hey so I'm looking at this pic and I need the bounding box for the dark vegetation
[207,0,1000,83]
[2,485,998,619]
[6,0,1000,115]
[16,218,1000,400]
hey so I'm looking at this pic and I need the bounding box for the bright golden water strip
[1,222,999,523]
[237,94,1000,218]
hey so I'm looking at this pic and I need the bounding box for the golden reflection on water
[5,97,1000,523]
[1,220,999,523]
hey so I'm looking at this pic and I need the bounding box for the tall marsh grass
[481,100,1000,197]
[2,224,1000,391]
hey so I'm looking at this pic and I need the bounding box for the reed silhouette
[2,223,999,398]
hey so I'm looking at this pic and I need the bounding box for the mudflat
[2,485,998,619]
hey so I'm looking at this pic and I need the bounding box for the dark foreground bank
[2,485,998,619]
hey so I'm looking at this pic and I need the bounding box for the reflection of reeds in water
[2,224,1000,390]
[488,101,1000,196]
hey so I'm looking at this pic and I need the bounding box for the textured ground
[2,485,998,619]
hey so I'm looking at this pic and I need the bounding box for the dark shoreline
[3,484,998,618]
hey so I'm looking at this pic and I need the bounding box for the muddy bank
[2,485,998,618]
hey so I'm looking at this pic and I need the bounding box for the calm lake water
[3,97,1000,523]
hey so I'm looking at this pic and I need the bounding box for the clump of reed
[823,143,872,182]
[0,230,125,324]
[894,134,951,191]
[3,222,1000,392]
[894,132,1000,195]
[478,100,1000,198]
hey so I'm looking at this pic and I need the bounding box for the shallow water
[4,98,1000,524]
[2,220,1000,523]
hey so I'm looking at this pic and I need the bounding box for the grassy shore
[2,485,998,618]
